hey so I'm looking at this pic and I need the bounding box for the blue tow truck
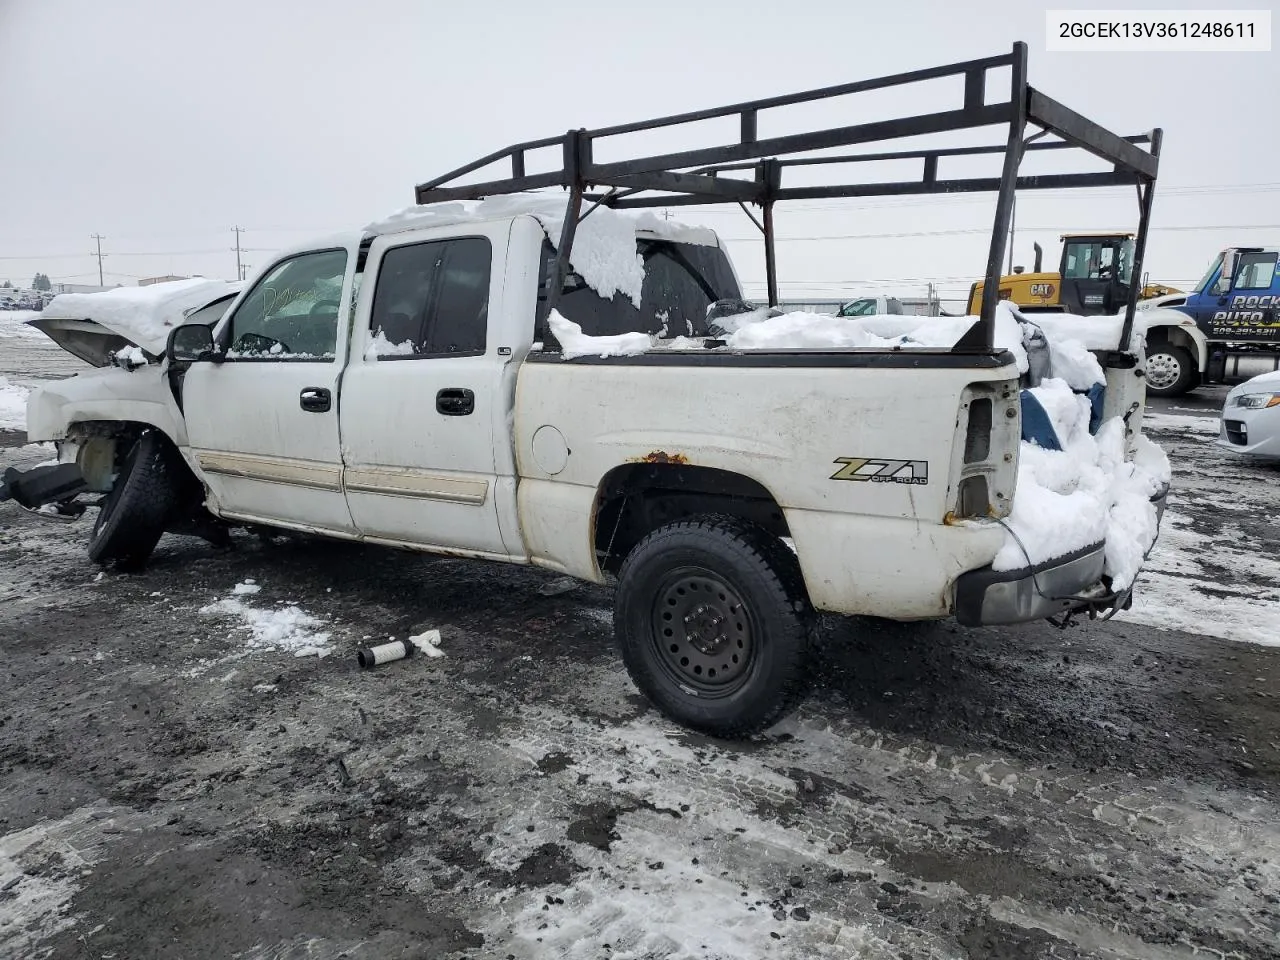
[1140,246,1280,396]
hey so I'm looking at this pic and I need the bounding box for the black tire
[614,514,815,739]
[1144,338,1198,397]
[87,430,184,570]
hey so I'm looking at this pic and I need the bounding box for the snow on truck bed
[551,302,1168,592]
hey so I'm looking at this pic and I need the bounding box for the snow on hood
[37,278,244,356]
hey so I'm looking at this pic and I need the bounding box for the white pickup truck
[5,45,1171,737]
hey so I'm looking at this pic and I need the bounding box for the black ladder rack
[413,41,1161,354]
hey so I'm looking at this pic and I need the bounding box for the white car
[1218,370,1280,459]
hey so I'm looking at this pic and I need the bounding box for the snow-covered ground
[1118,407,1280,646]
[198,579,335,658]
[0,310,72,432]
[0,376,30,431]
[0,309,43,341]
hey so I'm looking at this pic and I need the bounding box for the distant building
[51,282,113,294]
[139,274,189,286]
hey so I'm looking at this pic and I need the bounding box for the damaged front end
[0,461,88,516]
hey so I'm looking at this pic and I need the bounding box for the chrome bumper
[955,482,1170,627]
[953,543,1109,626]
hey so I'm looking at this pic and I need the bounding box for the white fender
[24,366,187,446]
[1142,307,1208,373]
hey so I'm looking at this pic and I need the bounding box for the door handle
[300,387,332,413]
[436,388,474,416]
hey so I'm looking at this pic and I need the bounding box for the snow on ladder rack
[412,41,1161,358]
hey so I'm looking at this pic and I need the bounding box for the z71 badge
[830,457,928,485]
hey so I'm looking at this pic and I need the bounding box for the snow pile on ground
[1115,505,1280,646]
[0,376,30,431]
[990,379,1171,589]
[38,278,242,355]
[199,581,333,657]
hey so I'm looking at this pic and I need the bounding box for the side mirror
[166,323,217,363]
[1215,251,1237,295]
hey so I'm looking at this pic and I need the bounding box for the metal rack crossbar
[413,41,1161,354]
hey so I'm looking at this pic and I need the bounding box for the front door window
[226,249,349,360]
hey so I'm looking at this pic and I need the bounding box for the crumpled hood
[29,278,243,366]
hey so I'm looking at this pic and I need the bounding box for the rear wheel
[614,514,815,738]
[87,430,184,571]
[1144,339,1197,397]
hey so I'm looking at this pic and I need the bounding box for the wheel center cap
[684,602,726,654]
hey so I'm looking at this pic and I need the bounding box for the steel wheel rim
[650,566,755,696]
[1146,352,1181,389]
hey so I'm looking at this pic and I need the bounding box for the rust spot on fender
[632,450,689,465]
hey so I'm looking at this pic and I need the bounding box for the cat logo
[830,457,929,485]
[1030,282,1055,298]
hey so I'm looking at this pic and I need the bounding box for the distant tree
[1,280,11,288]
[31,273,51,292]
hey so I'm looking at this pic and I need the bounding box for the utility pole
[90,234,106,286]
[239,263,251,281]
[231,226,245,281]
[662,209,672,221]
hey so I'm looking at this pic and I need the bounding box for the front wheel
[1144,339,1198,397]
[614,515,815,739]
[87,430,184,571]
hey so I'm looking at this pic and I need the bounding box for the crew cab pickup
[7,44,1170,737]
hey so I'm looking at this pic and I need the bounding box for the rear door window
[368,237,491,359]
[541,238,741,339]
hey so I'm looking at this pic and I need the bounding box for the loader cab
[1057,233,1134,315]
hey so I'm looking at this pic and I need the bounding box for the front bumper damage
[0,462,88,515]
[953,481,1170,627]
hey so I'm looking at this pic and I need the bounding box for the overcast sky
[1,0,1275,303]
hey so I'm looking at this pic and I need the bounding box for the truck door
[1200,250,1280,343]
[181,245,357,534]
[337,223,512,557]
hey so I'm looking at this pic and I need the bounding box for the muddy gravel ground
[1,372,1278,958]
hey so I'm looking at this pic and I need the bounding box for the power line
[718,223,1280,243]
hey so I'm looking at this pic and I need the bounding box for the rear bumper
[953,542,1108,626]
[954,482,1170,627]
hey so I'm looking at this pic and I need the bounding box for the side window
[227,249,348,360]
[1234,252,1278,291]
[367,237,491,359]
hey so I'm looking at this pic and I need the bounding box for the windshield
[540,237,741,339]
[838,298,877,317]
[1194,251,1226,294]
[1064,239,1130,282]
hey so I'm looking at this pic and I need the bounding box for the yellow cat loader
[967,233,1181,315]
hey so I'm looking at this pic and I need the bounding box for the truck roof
[361,193,721,247]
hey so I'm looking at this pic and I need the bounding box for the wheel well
[66,421,200,498]
[1146,326,1203,367]
[592,463,790,575]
